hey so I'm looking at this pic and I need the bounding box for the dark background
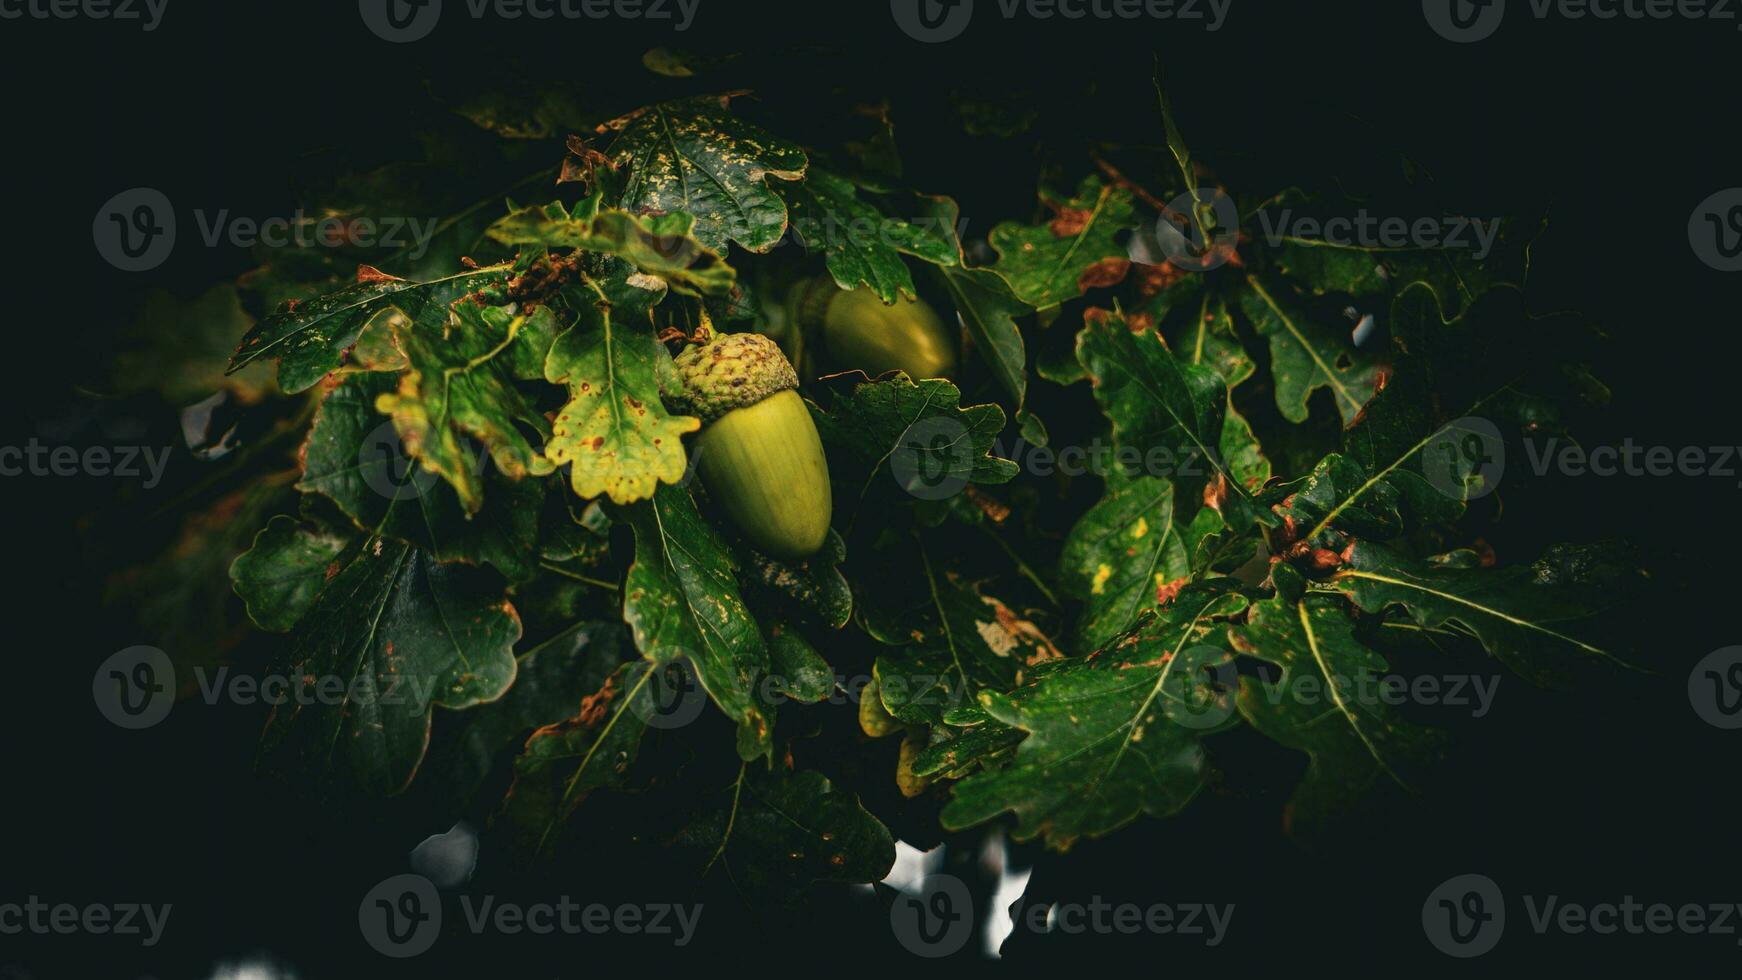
[3,0,1737,975]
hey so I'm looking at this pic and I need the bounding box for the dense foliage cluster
[122,73,1639,902]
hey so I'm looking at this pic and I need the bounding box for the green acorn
[791,278,957,380]
[671,332,832,560]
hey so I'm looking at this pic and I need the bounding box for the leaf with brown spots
[665,766,894,903]
[230,514,352,633]
[620,485,771,760]
[858,539,1060,725]
[1058,473,1191,652]
[940,581,1248,850]
[374,301,557,517]
[297,372,546,581]
[1230,595,1447,838]
[256,536,521,797]
[227,265,512,394]
[987,175,1137,308]
[544,265,701,506]
[499,658,660,857]
[600,93,808,254]
[486,191,737,298]
[774,168,958,303]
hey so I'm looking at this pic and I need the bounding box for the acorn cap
[670,332,799,424]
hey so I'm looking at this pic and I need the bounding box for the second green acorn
[790,279,957,381]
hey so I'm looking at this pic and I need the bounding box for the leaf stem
[537,562,620,591]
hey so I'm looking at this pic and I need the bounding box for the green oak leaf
[766,627,836,704]
[501,659,660,857]
[600,94,808,254]
[544,268,702,505]
[672,766,895,903]
[298,372,545,581]
[988,175,1135,308]
[1230,594,1447,838]
[229,514,352,633]
[485,193,737,298]
[1277,284,1574,547]
[775,168,957,303]
[1238,275,1377,426]
[1147,288,1269,493]
[257,536,521,796]
[859,540,1062,725]
[940,581,1250,850]
[228,266,510,394]
[1058,473,1190,652]
[415,622,628,815]
[1156,283,1255,390]
[1074,306,1268,528]
[940,265,1030,409]
[738,528,852,630]
[1330,542,1637,685]
[375,300,556,516]
[1267,210,1534,319]
[910,721,1027,779]
[1219,408,1271,493]
[813,374,1017,513]
[620,485,771,760]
